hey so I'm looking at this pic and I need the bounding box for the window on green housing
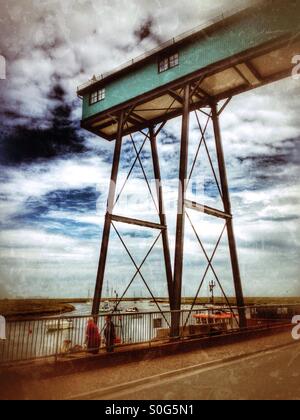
[90,88,105,105]
[159,53,179,73]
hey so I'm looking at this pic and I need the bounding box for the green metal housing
[78,0,300,140]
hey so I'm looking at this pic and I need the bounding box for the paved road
[1,331,298,400]
[83,343,300,400]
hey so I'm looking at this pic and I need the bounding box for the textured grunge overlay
[0,0,299,299]
[0,0,300,402]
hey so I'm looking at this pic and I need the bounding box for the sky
[0,0,299,300]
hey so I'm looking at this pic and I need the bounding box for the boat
[125,306,143,318]
[100,301,113,313]
[193,312,234,321]
[126,307,139,313]
[46,319,73,332]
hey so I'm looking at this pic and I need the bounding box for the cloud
[0,0,256,126]
[0,83,87,164]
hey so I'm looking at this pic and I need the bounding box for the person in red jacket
[85,318,101,354]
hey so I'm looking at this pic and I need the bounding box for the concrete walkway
[0,330,297,400]
[91,342,300,400]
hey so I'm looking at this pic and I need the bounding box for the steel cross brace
[112,223,171,327]
[92,115,173,317]
[172,91,246,336]
[185,211,239,327]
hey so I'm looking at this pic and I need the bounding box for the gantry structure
[78,0,300,335]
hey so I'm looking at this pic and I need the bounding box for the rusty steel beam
[244,61,262,81]
[233,65,252,86]
[211,102,247,328]
[131,111,148,123]
[110,214,166,230]
[92,111,124,317]
[218,97,232,116]
[150,126,174,309]
[185,199,232,220]
[167,89,184,104]
[172,84,190,337]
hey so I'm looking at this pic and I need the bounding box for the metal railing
[0,304,298,365]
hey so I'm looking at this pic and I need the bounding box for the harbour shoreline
[1,297,300,320]
[0,299,86,320]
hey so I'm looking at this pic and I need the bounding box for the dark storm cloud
[204,179,220,199]
[274,137,300,165]
[237,137,300,167]
[122,230,153,239]
[233,136,300,192]
[0,83,86,164]
[160,129,178,144]
[237,154,286,167]
[259,215,300,222]
[25,187,100,215]
[10,187,102,240]
[239,237,299,252]
[134,17,163,45]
